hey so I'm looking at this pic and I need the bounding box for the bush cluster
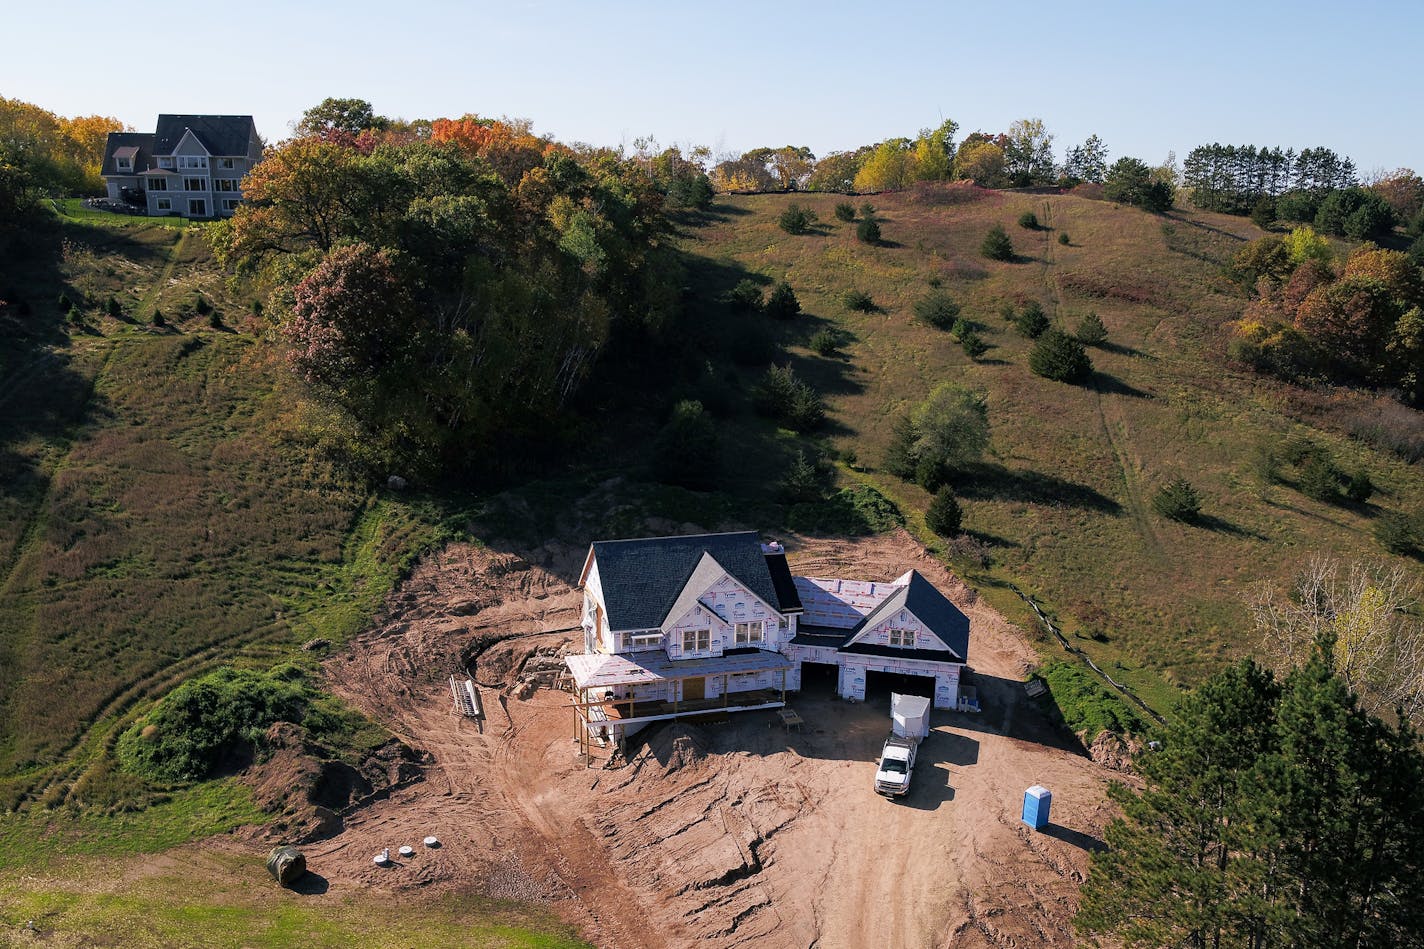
[1152,478,1202,522]
[913,289,961,329]
[1029,328,1093,383]
[1035,660,1144,738]
[754,365,824,431]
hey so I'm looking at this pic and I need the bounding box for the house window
[116,157,131,170]
[147,178,167,191]
[222,199,240,211]
[215,178,241,193]
[682,629,710,653]
[155,198,171,211]
[180,156,208,170]
[734,621,764,645]
[183,177,207,192]
[219,158,235,169]
[188,199,207,217]
[626,631,661,649]
[158,157,175,169]
[888,628,915,648]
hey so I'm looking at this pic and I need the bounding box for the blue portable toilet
[1022,785,1051,830]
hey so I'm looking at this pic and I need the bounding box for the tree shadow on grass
[957,463,1123,514]
[1096,340,1150,359]
[1191,513,1268,540]
[1092,371,1153,399]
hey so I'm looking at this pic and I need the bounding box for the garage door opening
[864,669,936,705]
[798,661,838,694]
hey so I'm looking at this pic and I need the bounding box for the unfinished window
[734,621,764,645]
[888,628,915,648]
[627,631,662,650]
[682,628,710,653]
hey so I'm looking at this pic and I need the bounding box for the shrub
[859,202,876,219]
[926,486,963,537]
[1058,232,1070,245]
[1035,661,1143,738]
[779,449,828,503]
[765,281,801,320]
[66,305,82,324]
[843,289,876,312]
[1250,196,1276,230]
[727,278,763,312]
[1152,478,1202,521]
[151,309,165,326]
[1074,311,1108,345]
[778,203,817,235]
[116,667,309,782]
[1298,453,1343,502]
[106,295,122,317]
[958,329,988,358]
[193,294,213,316]
[856,216,881,244]
[754,365,823,431]
[883,384,990,488]
[1375,511,1420,556]
[834,202,856,222]
[1344,467,1374,503]
[788,484,905,535]
[57,291,73,311]
[652,400,718,489]
[1029,328,1093,382]
[208,310,223,329]
[914,289,961,329]
[810,328,849,356]
[1014,301,1050,338]
[981,225,1014,261]
[1018,211,1040,230]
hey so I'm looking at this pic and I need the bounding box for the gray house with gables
[566,531,974,750]
[101,115,262,219]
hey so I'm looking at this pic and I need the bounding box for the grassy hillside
[673,188,1424,710]
[0,209,450,813]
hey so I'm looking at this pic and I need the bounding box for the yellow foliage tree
[953,140,1005,186]
[852,139,916,192]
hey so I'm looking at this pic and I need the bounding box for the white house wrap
[565,532,972,756]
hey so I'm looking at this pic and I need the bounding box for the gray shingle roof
[153,114,256,157]
[851,570,969,661]
[590,531,787,631]
[100,132,154,177]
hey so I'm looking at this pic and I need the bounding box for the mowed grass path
[681,190,1424,705]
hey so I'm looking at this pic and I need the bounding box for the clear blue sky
[5,0,1421,172]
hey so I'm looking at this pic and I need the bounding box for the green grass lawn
[0,852,590,948]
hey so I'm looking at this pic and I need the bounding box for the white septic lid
[423,836,440,847]
[373,851,390,866]
[398,845,415,857]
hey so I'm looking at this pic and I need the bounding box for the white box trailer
[876,694,932,797]
[891,693,931,741]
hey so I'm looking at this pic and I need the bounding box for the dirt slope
[307,531,1116,948]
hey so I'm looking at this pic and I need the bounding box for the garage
[864,668,937,702]
[798,660,839,693]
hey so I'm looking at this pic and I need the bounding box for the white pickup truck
[875,693,932,798]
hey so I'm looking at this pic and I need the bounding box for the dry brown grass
[678,190,1424,708]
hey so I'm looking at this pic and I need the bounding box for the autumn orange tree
[214,107,681,474]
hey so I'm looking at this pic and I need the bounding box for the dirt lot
[306,529,1118,948]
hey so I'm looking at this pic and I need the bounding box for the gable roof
[660,552,738,631]
[586,531,789,631]
[101,132,154,177]
[153,114,256,157]
[848,570,969,661]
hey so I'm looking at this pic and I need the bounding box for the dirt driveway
[307,530,1117,948]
